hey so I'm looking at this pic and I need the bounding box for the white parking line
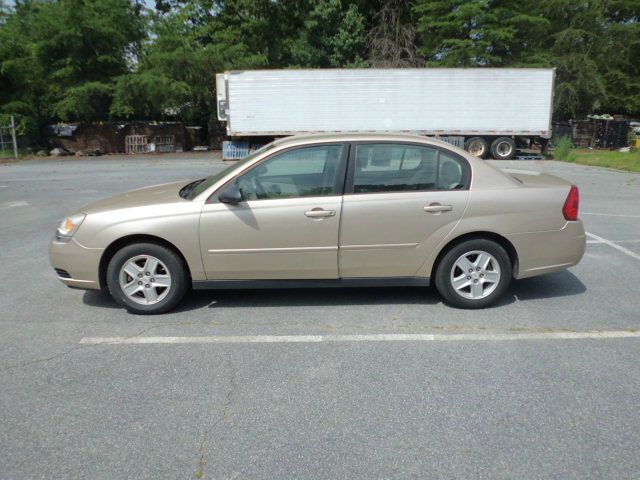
[583,212,640,219]
[587,239,640,244]
[0,200,29,209]
[586,232,640,261]
[80,330,640,346]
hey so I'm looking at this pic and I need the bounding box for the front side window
[235,144,344,200]
[187,143,275,199]
[353,143,468,193]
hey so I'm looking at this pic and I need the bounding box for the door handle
[423,203,453,213]
[305,208,336,218]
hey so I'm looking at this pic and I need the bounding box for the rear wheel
[490,137,517,160]
[435,239,512,309]
[106,243,189,314]
[464,137,489,158]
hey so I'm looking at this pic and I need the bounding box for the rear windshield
[184,143,275,200]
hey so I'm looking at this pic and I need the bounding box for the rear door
[339,142,470,278]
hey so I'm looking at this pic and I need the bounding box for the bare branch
[368,0,423,68]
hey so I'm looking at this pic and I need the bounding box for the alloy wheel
[118,255,172,305]
[450,250,501,300]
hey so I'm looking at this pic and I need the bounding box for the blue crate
[222,141,250,160]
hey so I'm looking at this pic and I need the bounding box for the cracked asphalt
[1,153,639,479]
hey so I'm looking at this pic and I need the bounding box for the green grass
[0,147,31,160]
[558,148,640,173]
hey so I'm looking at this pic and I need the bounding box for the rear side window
[437,152,467,190]
[352,143,468,194]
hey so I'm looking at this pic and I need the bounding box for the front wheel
[435,239,512,309]
[106,243,189,314]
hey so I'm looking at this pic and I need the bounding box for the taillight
[563,185,580,221]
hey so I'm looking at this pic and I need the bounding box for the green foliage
[629,129,637,151]
[111,73,190,119]
[0,0,145,124]
[0,112,40,145]
[553,135,574,160]
[286,0,368,68]
[413,0,640,119]
[0,0,638,138]
[53,82,114,122]
[413,0,548,66]
[534,0,610,119]
[561,148,640,172]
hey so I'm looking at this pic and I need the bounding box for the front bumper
[49,237,103,290]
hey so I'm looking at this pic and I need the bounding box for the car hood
[79,180,194,214]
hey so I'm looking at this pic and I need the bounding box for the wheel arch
[99,234,192,289]
[430,231,519,279]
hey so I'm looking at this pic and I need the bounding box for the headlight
[57,213,86,238]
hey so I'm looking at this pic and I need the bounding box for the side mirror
[218,183,243,204]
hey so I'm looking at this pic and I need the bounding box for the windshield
[184,143,275,200]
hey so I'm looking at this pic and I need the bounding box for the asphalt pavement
[1,152,639,479]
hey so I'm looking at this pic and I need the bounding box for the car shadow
[81,289,214,313]
[509,270,586,301]
[200,286,442,309]
[82,286,442,312]
[82,270,586,312]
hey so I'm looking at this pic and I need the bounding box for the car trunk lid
[502,169,572,188]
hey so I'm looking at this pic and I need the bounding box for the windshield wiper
[179,179,205,199]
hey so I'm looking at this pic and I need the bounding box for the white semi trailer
[216,68,555,160]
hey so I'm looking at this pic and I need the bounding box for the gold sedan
[50,134,585,314]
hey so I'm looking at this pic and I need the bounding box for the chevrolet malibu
[50,133,585,314]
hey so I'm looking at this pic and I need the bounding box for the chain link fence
[0,116,19,160]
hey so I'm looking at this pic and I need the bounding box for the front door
[199,143,348,279]
[339,142,470,278]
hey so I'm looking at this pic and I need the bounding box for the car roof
[269,132,519,190]
[272,132,457,149]
[194,132,518,200]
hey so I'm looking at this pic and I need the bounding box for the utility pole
[10,115,18,160]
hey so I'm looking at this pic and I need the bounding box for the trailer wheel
[464,137,489,158]
[490,137,517,160]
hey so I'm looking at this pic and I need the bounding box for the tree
[413,0,639,118]
[112,0,271,124]
[533,0,638,118]
[284,0,368,67]
[1,0,639,131]
[115,0,370,125]
[603,2,640,115]
[414,0,548,66]
[369,0,422,67]
[0,0,146,123]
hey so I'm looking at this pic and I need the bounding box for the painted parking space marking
[0,200,29,209]
[587,239,640,244]
[586,232,640,261]
[80,330,640,346]
[583,212,640,219]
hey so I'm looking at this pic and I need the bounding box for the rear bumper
[507,221,586,279]
[49,237,103,290]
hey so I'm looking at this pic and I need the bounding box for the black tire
[464,137,489,158]
[434,239,512,309]
[490,137,517,160]
[106,242,189,315]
